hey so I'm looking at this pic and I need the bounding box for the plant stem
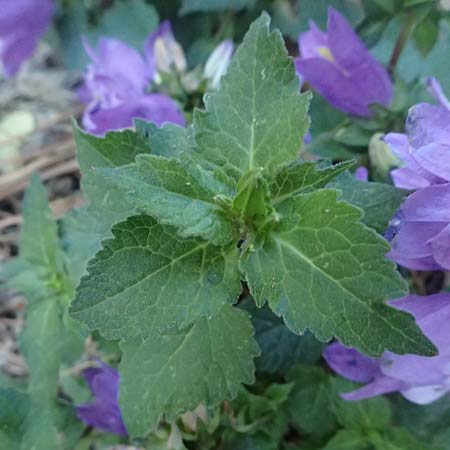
[388,14,415,75]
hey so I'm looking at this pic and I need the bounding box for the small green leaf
[20,299,63,404]
[241,190,435,356]
[119,305,259,436]
[328,172,407,233]
[0,388,60,450]
[180,0,254,14]
[194,13,310,181]
[232,168,271,224]
[331,378,392,433]
[286,365,337,435]
[241,299,324,374]
[321,430,369,450]
[98,154,237,244]
[270,160,355,204]
[70,215,241,340]
[18,174,62,276]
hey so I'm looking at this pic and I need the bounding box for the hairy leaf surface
[119,305,259,436]
[70,215,241,339]
[194,13,310,180]
[328,172,407,233]
[241,190,435,356]
[270,160,355,204]
[99,154,237,244]
[135,120,195,159]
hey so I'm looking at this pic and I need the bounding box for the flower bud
[204,39,234,89]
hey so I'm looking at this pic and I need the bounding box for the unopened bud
[369,132,400,176]
[204,40,234,89]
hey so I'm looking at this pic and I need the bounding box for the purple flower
[295,7,392,117]
[203,40,234,89]
[355,166,369,181]
[324,293,450,405]
[76,361,127,436]
[386,183,450,270]
[0,0,54,77]
[79,35,185,135]
[385,78,450,190]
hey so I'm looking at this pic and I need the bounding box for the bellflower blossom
[383,78,450,270]
[386,184,450,270]
[0,0,54,77]
[324,293,450,405]
[295,7,392,117]
[385,77,450,190]
[79,33,185,135]
[203,40,234,89]
[76,361,127,436]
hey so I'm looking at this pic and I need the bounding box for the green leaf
[241,190,435,356]
[331,378,392,433]
[370,428,439,450]
[180,0,254,14]
[328,172,407,233]
[413,16,439,57]
[70,215,241,340]
[193,13,310,181]
[286,365,337,435]
[241,299,324,374]
[0,388,59,450]
[270,160,355,205]
[320,430,369,450]
[135,121,196,160]
[98,154,237,244]
[20,300,63,404]
[18,174,62,276]
[75,125,150,232]
[99,0,159,50]
[119,305,259,436]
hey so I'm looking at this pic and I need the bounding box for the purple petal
[430,224,450,270]
[136,94,185,127]
[427,77,450,112]
[355,167,368,181]
[76,403,127,436]
[83,94,185,135]
[327,7,392,108]
[0,0,54,77]
[298,20,328,59]
[406,103,450,150]
[412,143,450,182]
[323,342,378,383]
[401,384,450,405]
[295,57,371,116]
[390,168,431,190]
[295,8,391,117]
[76,362,127,436]
[340,375,406,401]
[389,293,450,321]
[401,184,450,222]
[83,37,148,92]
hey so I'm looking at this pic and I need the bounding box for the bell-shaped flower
[324,293,450,405]
[386,183,450,270]
[79,36,185,135]
[385,77,450,190]
[76,361,127,436]
[0,0,54,77]
[295,7,392,117]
